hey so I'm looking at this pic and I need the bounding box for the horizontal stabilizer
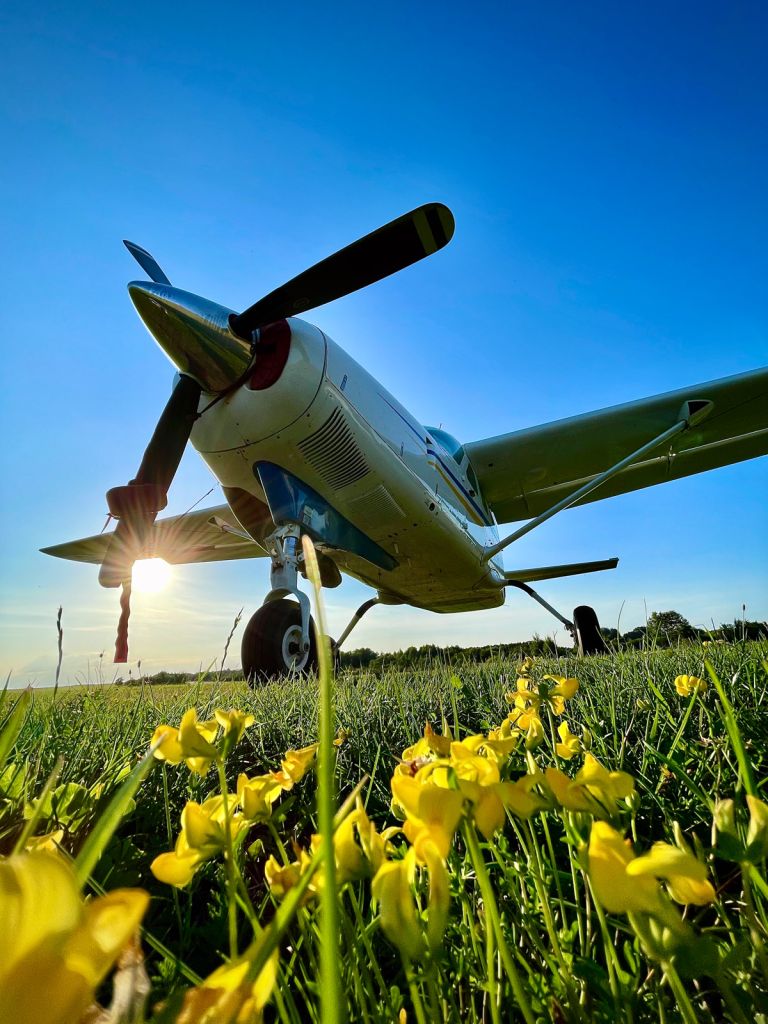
[503,557,619,584]
[41,504,268,566]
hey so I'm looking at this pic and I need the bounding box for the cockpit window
[427,427,464,464]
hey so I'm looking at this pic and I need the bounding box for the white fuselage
[190,317,506,612]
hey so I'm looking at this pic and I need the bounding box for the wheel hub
[282,624,309,671]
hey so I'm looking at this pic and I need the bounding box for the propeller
[123,240,171,285]
[99,374,202,660]
[229,202,454,339]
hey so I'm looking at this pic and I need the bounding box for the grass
[2,638,768,1022]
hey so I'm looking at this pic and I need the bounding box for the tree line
[112,610,766,684]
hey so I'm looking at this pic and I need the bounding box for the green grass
[2,640,768,1022]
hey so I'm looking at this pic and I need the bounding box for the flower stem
[216,758,239,958]
[462,821,536,1024]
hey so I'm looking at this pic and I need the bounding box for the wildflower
[626,842,716,905]
[264,849,313,899]
[507,702,541,733]
[484,718,520,759]
[371,848,423,960]
[179,709,220,774]
[273,744,318,789]
[523,711,545,750]
[214,709,255,757]
[176,948,278,1024]
[237,774,283,821]
[542,675,579,714]
[391,771,464,857]
[151,709,220,775]
[151,796,247,887]
[333,727,350,747]
[746,795,768,860]
[545,753,634,817]
[399,722,453,771]
[24,828,64,853]
[0,852,148,1024]
[674,675,707,697]
[335,799,399,881]
[150,724,185,764]
[587,822,662,914]
[413,832,451,951]
[555,721,582,760]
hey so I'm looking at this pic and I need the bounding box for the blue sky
[1,1,765,684]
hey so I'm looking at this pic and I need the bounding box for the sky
[0,1,766,686]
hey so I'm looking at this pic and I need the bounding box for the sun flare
[132,557,172,593]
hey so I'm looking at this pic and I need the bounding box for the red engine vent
[247,319,292,390]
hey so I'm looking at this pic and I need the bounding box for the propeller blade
[229,202,454,339]
[99,374,201,588]
[123,240,171,285]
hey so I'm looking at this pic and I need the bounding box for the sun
[132,557,172,593]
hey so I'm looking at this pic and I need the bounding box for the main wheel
[573,605,609,656]
[242,599,318,684]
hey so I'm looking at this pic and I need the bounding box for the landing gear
[242,599,318,683]
[572,605,608,655]
[504,581,607,655]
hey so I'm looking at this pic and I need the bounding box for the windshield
[427,427,464,464]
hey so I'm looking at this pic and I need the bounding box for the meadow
[2,634,767,1023]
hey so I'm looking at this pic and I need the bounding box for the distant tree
[645,610,694,646]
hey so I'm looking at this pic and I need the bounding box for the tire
[242,599,318,684]
[573,605,609,656]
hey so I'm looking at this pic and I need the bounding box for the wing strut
[482,399,714,562]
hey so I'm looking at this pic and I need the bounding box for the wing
[465,367,768,524]
[41,504,268,566]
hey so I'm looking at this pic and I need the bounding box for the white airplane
[42,204,768,680]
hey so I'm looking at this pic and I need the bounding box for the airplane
[41,204,768,681]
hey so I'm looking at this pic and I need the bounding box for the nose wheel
[242,599,318,684]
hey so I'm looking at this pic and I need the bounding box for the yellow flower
[542,675,579,715]
[484,719,520,759]
[626,842,716,905]
[333,727,351,747]
[335,799,399,881]
[151,709,220,775]
[152,796,247,887]
[264,851,311,899]
[555,720,582,761]
[674,675,707,697]
[747,795,768,858]
[237,774,283,821]
[508,703,541,734]
[372,848,423,960]
[545,753,634,817]
[413,832,451,951]
[0,852,148,1024]
[400,722,453,769]
[24,828,64,853]
[214,709,255,757]
[179,709,220,775]
[273,744,319,789]
[391,772,464,858]
[176,947,278,1024]
[523,712,545,750]
[150,723,185,764]
[587,822,661,914]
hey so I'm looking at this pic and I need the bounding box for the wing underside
[465,368,768,524]
[41,504,268,566]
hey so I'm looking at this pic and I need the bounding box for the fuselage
[188,315,506,612]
